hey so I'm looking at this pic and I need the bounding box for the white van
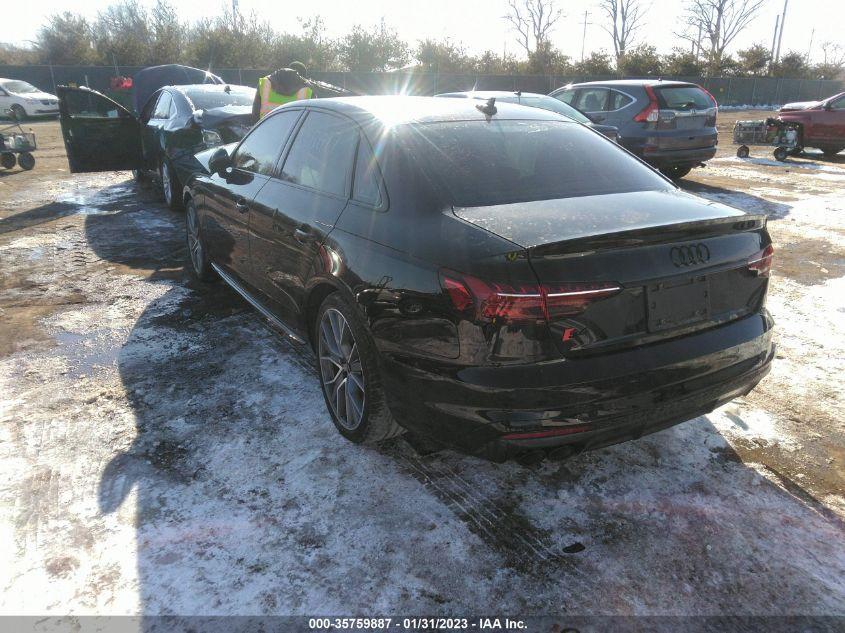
[0,79,59,119]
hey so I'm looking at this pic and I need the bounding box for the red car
[778,91,845,156]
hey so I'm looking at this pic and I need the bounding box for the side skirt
[210,263,306,344]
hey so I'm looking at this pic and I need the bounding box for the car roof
[285,95,565,125]
[435,90,549,99]
[559,79,697,89]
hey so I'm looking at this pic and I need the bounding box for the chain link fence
[2,64,843,109]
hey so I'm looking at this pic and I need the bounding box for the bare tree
[600,0,647,66]
[678,0,766,73]
[816,41,845,79]
[503,0,563,57]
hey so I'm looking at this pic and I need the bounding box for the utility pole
[580,10,591,63]
[770,14,779,61]
[775,0,789,63]
[806,28,814,63]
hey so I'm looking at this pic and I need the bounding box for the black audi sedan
[183,96,774,462]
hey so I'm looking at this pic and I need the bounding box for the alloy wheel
[318,308,365,430]
[186,205,203,275]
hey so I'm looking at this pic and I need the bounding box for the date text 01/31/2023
[308,617,529,630]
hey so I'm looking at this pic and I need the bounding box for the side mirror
[208,147,231,175]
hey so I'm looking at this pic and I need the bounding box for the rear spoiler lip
[528,214,768,258]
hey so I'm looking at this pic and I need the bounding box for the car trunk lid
[453,190,771,356]
[193,105,254,143]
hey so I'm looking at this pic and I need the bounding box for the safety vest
[258,76,313,117]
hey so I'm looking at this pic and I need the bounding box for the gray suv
[550,80,718,179]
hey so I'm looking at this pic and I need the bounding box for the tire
[185,198,215,282]
[0,152,15,169]
[773,146,788,162]
[821,147,843,157]
[132,169,149,182]
[18,151,35,171]
[9,104,26,121]
[316,292,404,444]
[160,159,183,210]
[660,165,692,180]
[736,145,750,158]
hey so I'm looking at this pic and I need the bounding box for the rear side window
[655,86,714,110]
[281,111,358,197]
[352,137,382,207]
[402,120,669,207]
[608,90,634,110]
[234,110,300,175]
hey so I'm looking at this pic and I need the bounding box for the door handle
[235,199,249,214]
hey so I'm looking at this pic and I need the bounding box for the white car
[0,79,60,119]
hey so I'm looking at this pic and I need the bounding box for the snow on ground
[1,160,844,616]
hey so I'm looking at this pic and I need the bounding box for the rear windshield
[400,120,669,207]
[184,87,254,110]
[655,85,714,110]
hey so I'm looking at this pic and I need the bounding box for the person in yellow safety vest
[252,61,314,119]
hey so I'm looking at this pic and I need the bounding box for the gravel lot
[1,113,844,616]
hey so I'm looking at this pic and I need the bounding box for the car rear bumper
[380,311,774,460]
[640,145,717,167]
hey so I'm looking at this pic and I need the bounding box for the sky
[4,0,844,64]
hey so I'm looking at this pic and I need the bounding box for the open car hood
[131,64,223,114]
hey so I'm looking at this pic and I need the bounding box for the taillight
[442,272,545,324]
[633,85,660,123]
[440,271,621,324]
[747,244,774,277]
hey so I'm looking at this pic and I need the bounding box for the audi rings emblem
[670,243,710,267]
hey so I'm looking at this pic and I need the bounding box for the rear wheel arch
[305,280,345,350]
